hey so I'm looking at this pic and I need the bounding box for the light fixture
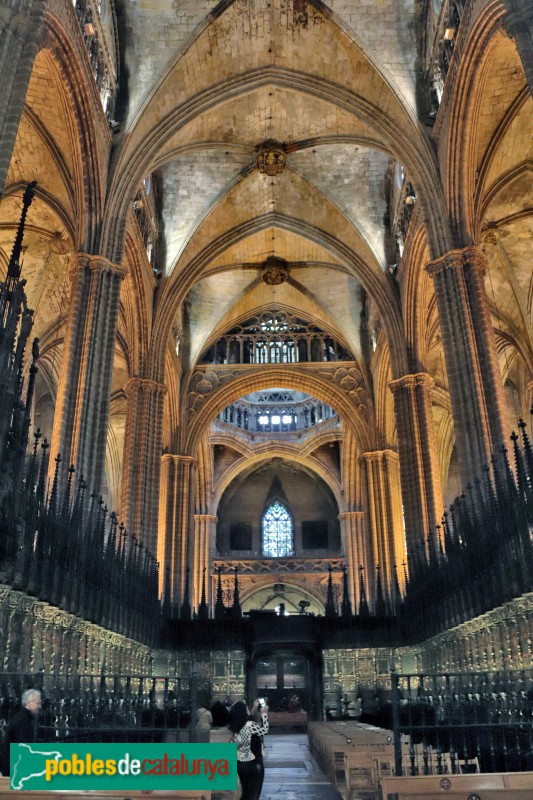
[443,27,454,40]
[133,200,143,210]
[405,194,416,205]
[85,22,95,36]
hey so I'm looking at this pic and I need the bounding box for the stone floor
[260,733,340,800]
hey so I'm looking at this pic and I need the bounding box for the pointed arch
[180,366,374,456]
[152,213,408,382]
[42,13,110,250]
[210,444,344,511]
[103,69,450,263]
[444,1,515,242]
[401,222,433,370]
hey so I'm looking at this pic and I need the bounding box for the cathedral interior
[0,0,533,780]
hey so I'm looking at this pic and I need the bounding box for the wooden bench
[210,727,232,743]
[382,771,533,799]
[267,710,308,730]
[308,721,410,799]
[0,779,211,798]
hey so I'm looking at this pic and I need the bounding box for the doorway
[250,651,319,717]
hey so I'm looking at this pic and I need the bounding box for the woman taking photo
[228,699,269,800]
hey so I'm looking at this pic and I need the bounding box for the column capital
[426,246,487,278]
[124,377,168,397]
[462,245,487,275]
[69,253,128,281]
[389,372,434,394]
[161,453,195,466]
[426,249,464,277]
[338,511,364,521]
[193,514,218,523]
[359,448,399,464]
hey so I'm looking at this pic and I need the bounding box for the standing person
[228,699,269,800]
[250,702,267,800]
[195,692,213,743]
[353,694,363,720]
[288,694,301,713]
[0,689,42,775]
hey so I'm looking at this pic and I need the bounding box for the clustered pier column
[120,377,167,555]
[338,510,365,613]
[359,450,406,611]
[427,247,507,486]
[0,0,47,192]
[192,514,218,612]
[339,428,366,613]
[50,253,127,497]
[158,454,195,611]
[389,373,443,562]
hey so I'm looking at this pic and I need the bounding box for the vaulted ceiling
[107,0,438,382]
[0,0,531,497]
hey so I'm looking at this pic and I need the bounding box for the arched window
[262,502,294,557]
[199,310,355,365]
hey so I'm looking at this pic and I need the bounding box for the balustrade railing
[73,0,118,120]
[217,399,337,433]
[213,557,345,575]
[426,0,468,128]
[393,180,416,263]
[133,177,158,270]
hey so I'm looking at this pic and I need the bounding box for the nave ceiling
[0,0,531,521]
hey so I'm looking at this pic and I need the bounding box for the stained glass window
[262,502,294,557]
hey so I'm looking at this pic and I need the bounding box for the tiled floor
[260,733,340,800]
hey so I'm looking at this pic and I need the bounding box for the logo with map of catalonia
[10,743,237,791]
[11,744,63,790]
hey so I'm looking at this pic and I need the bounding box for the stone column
[502,0,533,96]
[427,247,507,486]
[338,511,364,612]
[462,247,508,449]
[50,253,127,497]
[359,450,407,611]
[192,514,218,612]
[339,428,366,610]
[120,377,167,556]
[389,373,443,560]
[158,454,195,609]
[0,0,47,192]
